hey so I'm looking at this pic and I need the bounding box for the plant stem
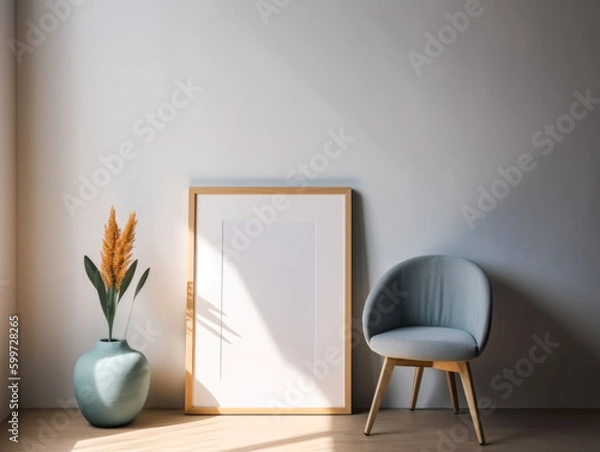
[107,288,116,341]
[124,295,136,340]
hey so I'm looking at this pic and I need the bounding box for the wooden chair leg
[457,361,485,445]
[446,371,459,414]
[364,357,396,435]
[409,367,424,410]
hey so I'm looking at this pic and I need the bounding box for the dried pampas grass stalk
[113,213,137,290]
[100,206,120,288]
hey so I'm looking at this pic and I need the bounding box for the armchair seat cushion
[369,326,478,361]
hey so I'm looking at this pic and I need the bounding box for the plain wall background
[16,0,600,410]
[0,0,16,421]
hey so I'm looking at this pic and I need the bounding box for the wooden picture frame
[186,187,352,414]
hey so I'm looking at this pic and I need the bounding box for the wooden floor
[4,408,600,451]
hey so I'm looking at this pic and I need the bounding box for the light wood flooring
[4,408,600,451]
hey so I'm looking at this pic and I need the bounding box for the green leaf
[84,256,100,287]
[134,268,150,298]
[84,256,108,321]
[96,275,108,321]
[118,260,138,302]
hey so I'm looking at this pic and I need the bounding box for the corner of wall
[0,0,18,422]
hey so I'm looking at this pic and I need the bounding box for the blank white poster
[221,221,316,388]
[190,190,349,412]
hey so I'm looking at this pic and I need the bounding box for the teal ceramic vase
[73,339,150,427]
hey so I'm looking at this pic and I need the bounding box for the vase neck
[96,339,130,350]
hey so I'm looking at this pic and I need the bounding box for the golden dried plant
[113,212,137,290]
[100,208,137,290]
[100,206,120,288]
[85,206,150,341]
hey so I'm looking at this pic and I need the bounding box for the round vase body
[73,339,150,427]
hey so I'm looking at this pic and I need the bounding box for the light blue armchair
[362,255,492,445]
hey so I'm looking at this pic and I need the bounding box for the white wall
[17,0,600,410]
[0,0,16,421]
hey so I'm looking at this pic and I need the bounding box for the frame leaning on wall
[186,187,352,414]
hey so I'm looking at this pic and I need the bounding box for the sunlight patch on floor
[72,415,335,452]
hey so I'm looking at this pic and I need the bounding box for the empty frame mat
[186,187,351,414]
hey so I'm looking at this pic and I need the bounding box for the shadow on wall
[473,272,600,409]
[346,235,600,447]
[352,192,600,412]
[353,257,600,411]
[356,263,600,410]
[350,190,382,410]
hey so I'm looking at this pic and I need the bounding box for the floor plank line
[4,409,600,451]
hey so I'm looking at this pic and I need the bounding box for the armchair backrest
[362,255,492,356]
